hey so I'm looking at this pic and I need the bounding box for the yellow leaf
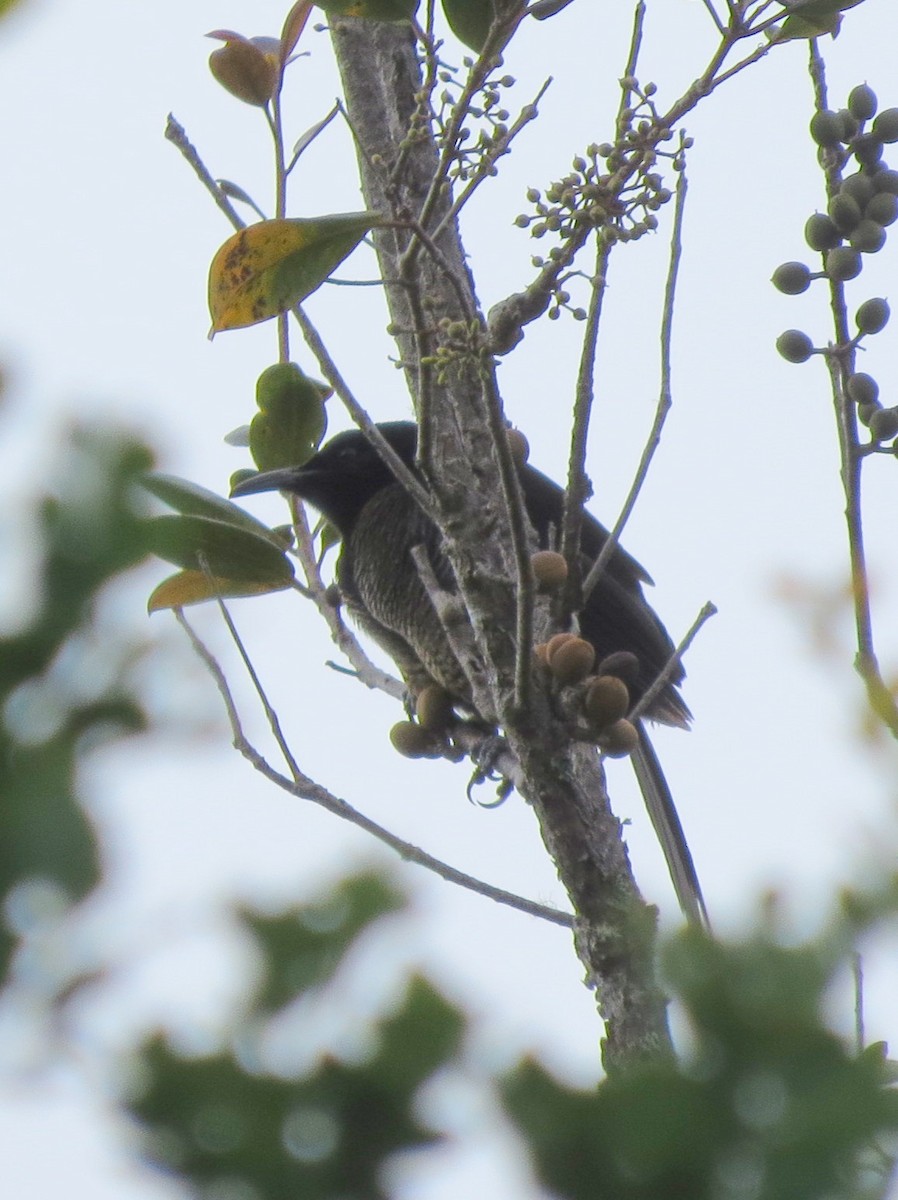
[208,213,378,333]
[148,570,291,612]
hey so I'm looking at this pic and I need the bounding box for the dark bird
[231,421,707,927]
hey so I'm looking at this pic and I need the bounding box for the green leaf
[251,362,329,471]
[773,0,864,41]
[314,0,419,19]
[208,214,378,332]
[442,0,495,51]
[530,0,577,18]
[143,472,286,542]
[143,515,295,585]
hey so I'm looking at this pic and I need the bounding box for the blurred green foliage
[0,425,151,978]
[502,926,898,1199]
[131,874,465,1200]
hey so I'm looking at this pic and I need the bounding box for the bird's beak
[230,467,306,499]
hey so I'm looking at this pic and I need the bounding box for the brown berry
[597,650,640,685]
[507,427,530,465]
[584,675,630,730]
[531,549,568,588]
[415,685,455,733]
[389,721,437,759]
[545,632,576,662]
[598,719,640,758]
[549,637,596,686]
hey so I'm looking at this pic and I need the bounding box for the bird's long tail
[631,721,709,930]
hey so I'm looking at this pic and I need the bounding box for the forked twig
[175,608,573,928]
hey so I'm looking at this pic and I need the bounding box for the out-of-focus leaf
[208,214,378,333]
[314,0,419,20]
[251,362,329,471]
[147,570,291,612]
[442,0,495,51]
[143,515,295,584]
[503,927,898,1200]
[240,873,404,1012]
[130,876,464,1200]
[1,426,152,982]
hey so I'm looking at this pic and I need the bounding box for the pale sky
[2,1,898,1197]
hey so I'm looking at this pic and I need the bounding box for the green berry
[872,168,898,196]
[804,213,842,252]
[850,219,887,253]
[837,109,860,142]
[857,400,881,427]
[810,109,844,147]
[853,133,884,169]
[848,84,878,122]
[872,108,898,144]
[828,193,862,233]
[866,192,898,226]
[772,261,812,295]
[776,329,814,363]
[825,246,863,281]
[840,172,875,207]
[847,373,879,405]
[855,297,890,335]
[869,407,898,441]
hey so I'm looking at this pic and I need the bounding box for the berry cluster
[516,142,673,247]
[428,61,517,182]
[774,84,898,450]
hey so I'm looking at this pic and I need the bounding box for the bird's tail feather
[630,721,709,930]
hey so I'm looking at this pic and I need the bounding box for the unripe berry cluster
[430,61,517,183]
[773,84,897,451]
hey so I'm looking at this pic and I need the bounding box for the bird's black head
[230,421,418,537]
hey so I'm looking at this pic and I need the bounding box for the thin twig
[556,6,642,623]
[293,305,439,523]
[583,143,688,603]
[430,77,554,242]
[175,608,573,928]
[213,596,304,783]
[628,602,717,724]
[399,219,478,321]
[164,114,247,231]
[289,495,406,700]
[701,0,726,35]
[560,237,612,613]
